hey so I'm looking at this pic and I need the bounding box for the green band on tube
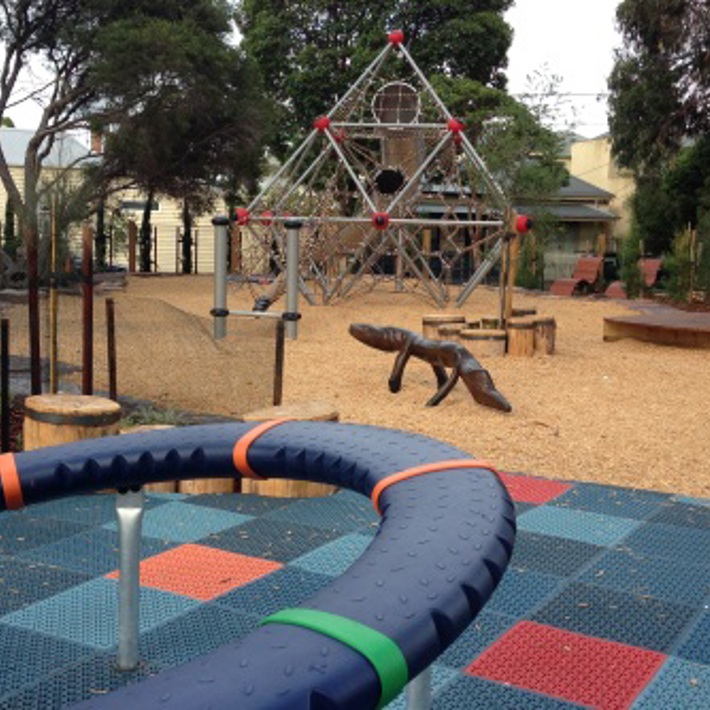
[261,608,409,707]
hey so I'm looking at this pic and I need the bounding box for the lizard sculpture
[349,323,512,411]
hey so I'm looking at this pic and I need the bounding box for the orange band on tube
[233,419,292,480]
[0,453,24,510]
[371,458,496,514]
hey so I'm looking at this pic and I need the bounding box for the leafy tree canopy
[235,0,514,154]
[608,0,710,173]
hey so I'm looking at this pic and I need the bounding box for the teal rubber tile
[485,568,562,617]
[438,610,517,668]
[1,577,200,649]
[632,657,710,709]
[0,514,87,555]
[516,506,640,546]
[290,532,372,576]
[552,484,668,520]
[103,501,252,542]
[675,612,710,665]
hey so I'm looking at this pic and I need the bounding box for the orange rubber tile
[106,544,283,601]
[497,471,572,504]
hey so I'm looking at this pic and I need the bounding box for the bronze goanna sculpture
[349,323,512,411]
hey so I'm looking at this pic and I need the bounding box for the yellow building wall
[570,136,635,242]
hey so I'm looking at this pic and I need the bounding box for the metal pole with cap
[284,219,301,340]
[212,215,230,340]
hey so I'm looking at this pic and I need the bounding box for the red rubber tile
[497,472,572,504]
[465,621,666,709]
[106,544,283,601]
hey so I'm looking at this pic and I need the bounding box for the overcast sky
[5,2,624,139]
[504,0,624,138]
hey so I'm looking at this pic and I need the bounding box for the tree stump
[507,318,536,357]
[533,317,557,355]
[23,394,121,451]
[240,401,340,498]
[459,328,507,357]
[422,313,465,340]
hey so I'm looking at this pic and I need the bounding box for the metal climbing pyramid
[237,30,514,307]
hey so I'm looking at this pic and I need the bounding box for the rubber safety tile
[106,544,283,600]
[496,472,572,505]
[675,612,710,665]
[216,566,333,617]
[103,501,252,543]
[18,527,177,576]
[578,548,710,607]
[185,492,295,516]
[432,674,587,709]
[617,521,710,565]
[465,620,666,709]
[516,506,640,547]
[1,577,200,649]
[484,568,562,618]
[290,532,373,577]
[646,500,710,530]
[0,649,161,710]
[551,483,668,520]
[632,657,710,709]
[0,514,87,556]
[531,582,699,652]
[139,603,259,669]
[0,556,91,615]
[197,517,343,562]
[510,531,603,577]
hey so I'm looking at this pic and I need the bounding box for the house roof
[0,128,90,168]
[558,174,614,201]
[530,203,618,222]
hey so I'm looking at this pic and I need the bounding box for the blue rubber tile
[516,506,640,546]
[647,500,710,530]
[431,674,586,709]
[217,566,332,617]
[673,495,710,509]
[511,531,603,577]
[552,483,668,520]
[0,514,87,555]
[0,556,91,615]
[385,665,460,709]
[264,493,378,534]
[632,657,710,709]
[675,612,710,664]
[103,501,252,543]
[0,624,95,698]
[140,603,259,669]
[513,501,537,516]
[485,568,562,617]
[0,650,160,710]
[186,492,294,515]
[1,577,200,649]
[531,582,699,652]
[198,517,343,562]
[579,549,710,607]
[291,533,373,576]
[438,610,517,669]
[19,527,177,576]
[619,522,710,565]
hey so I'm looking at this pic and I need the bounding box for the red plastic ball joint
[388,29,405,45]
[235,207,250,226]
[261,210,273,226]
[447,117,464,134]
[313,115,332,132]
[372,212,390,230]
[515,214,533,233]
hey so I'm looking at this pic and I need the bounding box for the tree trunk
[139,189,154,272]
[24,222,42,394]
[182,199,193,274]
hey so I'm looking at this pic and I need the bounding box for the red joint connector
[261,210,273,226]
[372,212,390,230]
[235,207,250,226]
[388,30,405,45]
[313,116,331,132]
[515,214,533,233]
[333,129,347,144]
[447,118,464,134]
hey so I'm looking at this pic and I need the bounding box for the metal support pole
[116,487,145,671]
[406,666,432,709]
[212,215,230,340]
[284,220,301,340]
